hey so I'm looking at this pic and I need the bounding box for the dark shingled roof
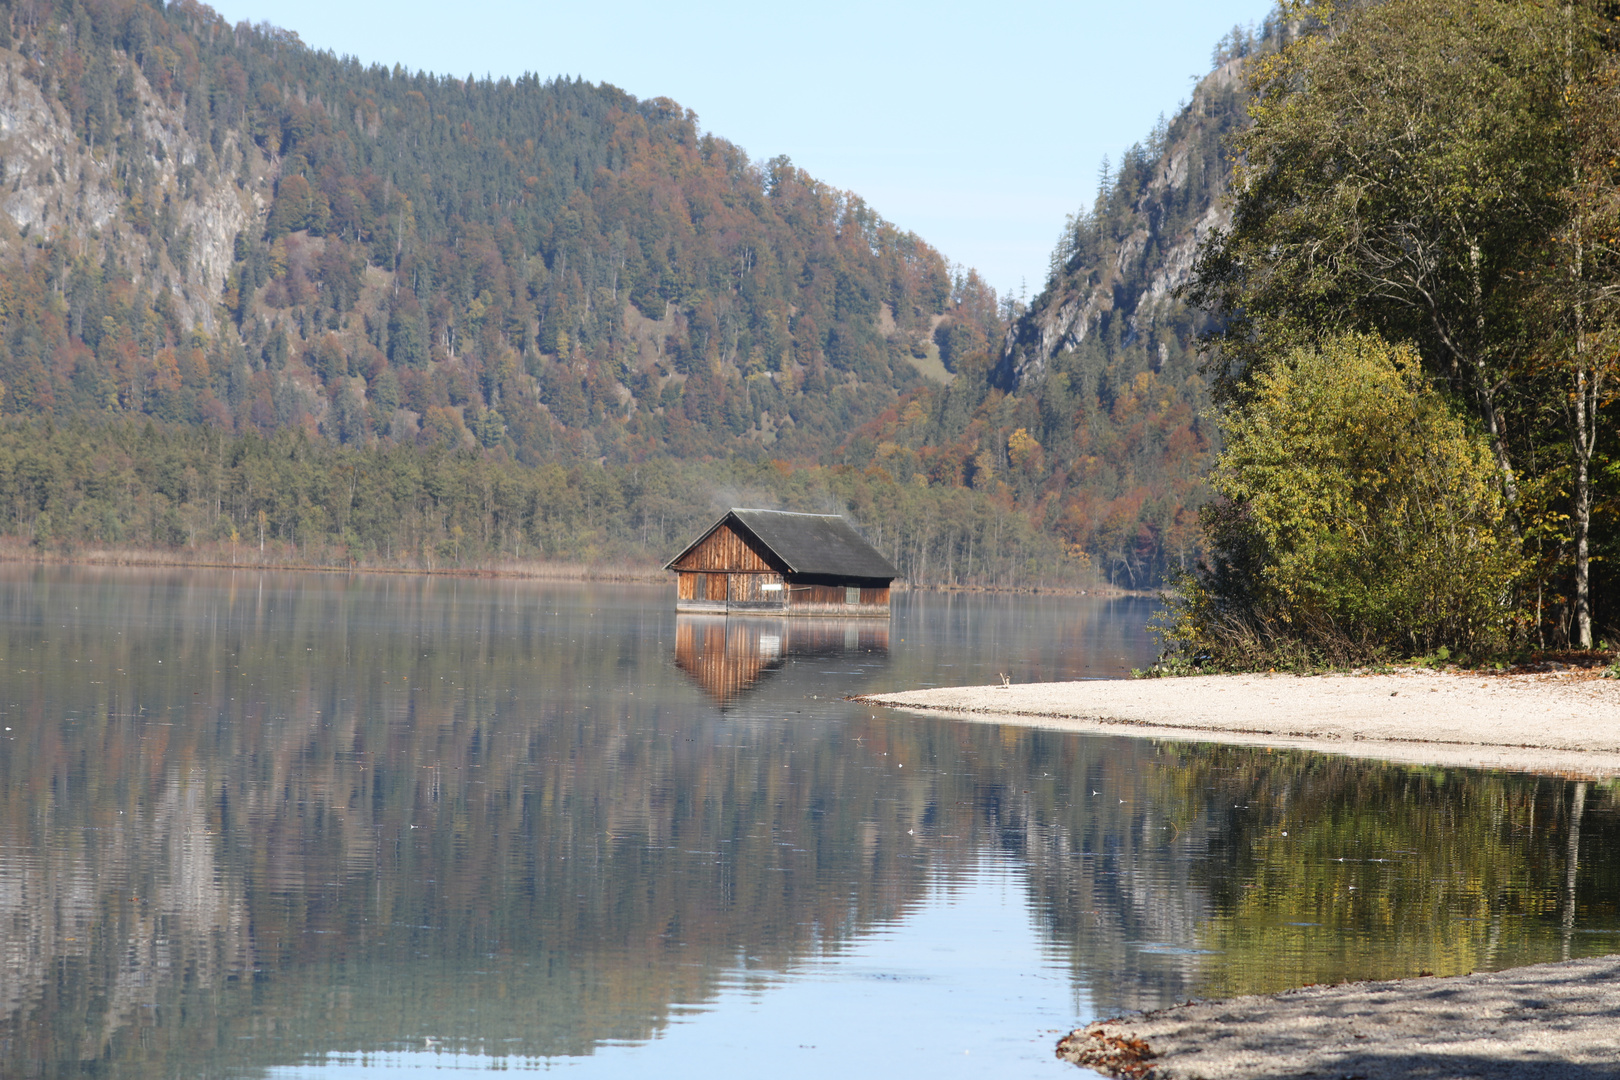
[668,509,898,580]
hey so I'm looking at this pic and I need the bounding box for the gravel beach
[1057,955,1620,1079]
[857,669,1620,777]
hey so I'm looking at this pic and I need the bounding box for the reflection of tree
[0,571,1616,1076]
[673,615,889,707]
[1007,743,1620,1013]
[1179,754,1618,999]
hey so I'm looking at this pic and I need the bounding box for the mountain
[0,0,1074,580]
[995,57,1245,392]
[841,23,1279,587]
[0,0,952,462]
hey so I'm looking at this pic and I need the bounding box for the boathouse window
[846,586,860,605]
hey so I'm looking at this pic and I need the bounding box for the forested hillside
[0,420,1069,585]
[0,0,1348,594]
[0,0,1074,581]
[0,0,953,456]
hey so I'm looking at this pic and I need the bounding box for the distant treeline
[0,420,1093,587]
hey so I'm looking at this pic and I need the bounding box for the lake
[1,569,1616,1078]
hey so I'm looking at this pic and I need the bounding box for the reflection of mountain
[0,571,936,1078]
[0,570,1615,1076]
[674,615,890,707]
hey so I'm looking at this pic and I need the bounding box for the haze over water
[1,569,1616,1078]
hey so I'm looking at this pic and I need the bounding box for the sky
[202,0,1278,300]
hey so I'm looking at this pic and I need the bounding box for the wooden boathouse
[666,509,897,616]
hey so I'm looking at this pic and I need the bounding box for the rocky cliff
[0,46,260,334]
[847,23,1293,588]
[995,51,1255,391]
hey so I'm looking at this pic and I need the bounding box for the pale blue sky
[203,0,1277,299]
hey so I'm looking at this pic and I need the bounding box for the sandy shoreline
[856,669,1620,777]
[1057,955,1620,1079]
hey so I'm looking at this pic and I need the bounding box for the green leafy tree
[387,303,429,370]
[1189,0,1571,488]
[1531,8,1620,648]
[1163,334,1523,665]
[1188,0,1619,646]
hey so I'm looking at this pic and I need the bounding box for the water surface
[1,569,1616,1078]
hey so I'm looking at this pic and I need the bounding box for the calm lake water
[1,569,1617,1079]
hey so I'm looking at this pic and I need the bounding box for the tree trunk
[1566,1,1593,648]
[1568,192,1593,648]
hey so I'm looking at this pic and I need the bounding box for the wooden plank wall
[680,575,887,610]
[729,573,784,602]
[791,584,846,605]
[705,573,727,601]
[858,586,889,606]
[786,585,888,606]
[670,525,773,572]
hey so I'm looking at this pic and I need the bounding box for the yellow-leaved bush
[1161,333,1524,666]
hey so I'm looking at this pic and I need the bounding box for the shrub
[1160,333,1524,667]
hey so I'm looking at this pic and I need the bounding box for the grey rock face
[995,60,1244,392]
[0,49,258,334]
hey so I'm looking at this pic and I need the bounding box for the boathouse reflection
[673,614,890,707]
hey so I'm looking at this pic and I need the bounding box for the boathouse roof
[665,509,898,580]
